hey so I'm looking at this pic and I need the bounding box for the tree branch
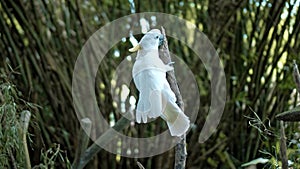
[72,114,130,169]
[159,27,187,169]
[293,60,300,94]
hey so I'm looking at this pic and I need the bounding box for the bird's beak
[159,34,164,46]
[129,44,141,52]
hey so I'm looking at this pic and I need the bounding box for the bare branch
[72,114,130,169]
[159,27,187,169]
[137,161,145,169]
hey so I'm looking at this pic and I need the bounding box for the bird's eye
[155,36,159,39]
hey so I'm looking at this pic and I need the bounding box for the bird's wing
[161,88,190,136]
[134,69,167,123]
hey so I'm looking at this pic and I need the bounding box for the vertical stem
[293,60,300,94]
[280,121,288,169]
[21,110,31,169]
[159,27,187,169]
[73,115,130,169]
[174,137,187,169]
[72,118,92,168]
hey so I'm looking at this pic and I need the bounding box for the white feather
[131,29,190,136]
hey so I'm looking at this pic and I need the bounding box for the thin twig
[8,149,17,169]
[137,161,145,169]
[293,60,300,94]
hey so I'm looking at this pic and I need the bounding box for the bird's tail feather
[166,112,190,137]
[161,91,190,136]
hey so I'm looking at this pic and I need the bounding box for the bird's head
[129,29,164,52]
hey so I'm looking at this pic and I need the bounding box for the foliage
[0,73,71,168]
[33,143,71,169]
[0,75,25,168]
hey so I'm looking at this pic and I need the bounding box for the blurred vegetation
[0,0,300,168]
[0,76,26,168]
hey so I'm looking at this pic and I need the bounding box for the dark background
[0,0,300,168]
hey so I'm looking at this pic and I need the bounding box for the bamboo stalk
[293,60,300,94]
[72,118,92,168]
[280,121,288,169]
[20,110,31,169]
[73,114,130,169]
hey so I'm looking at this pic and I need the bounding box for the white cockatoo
[129,29,190,137]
